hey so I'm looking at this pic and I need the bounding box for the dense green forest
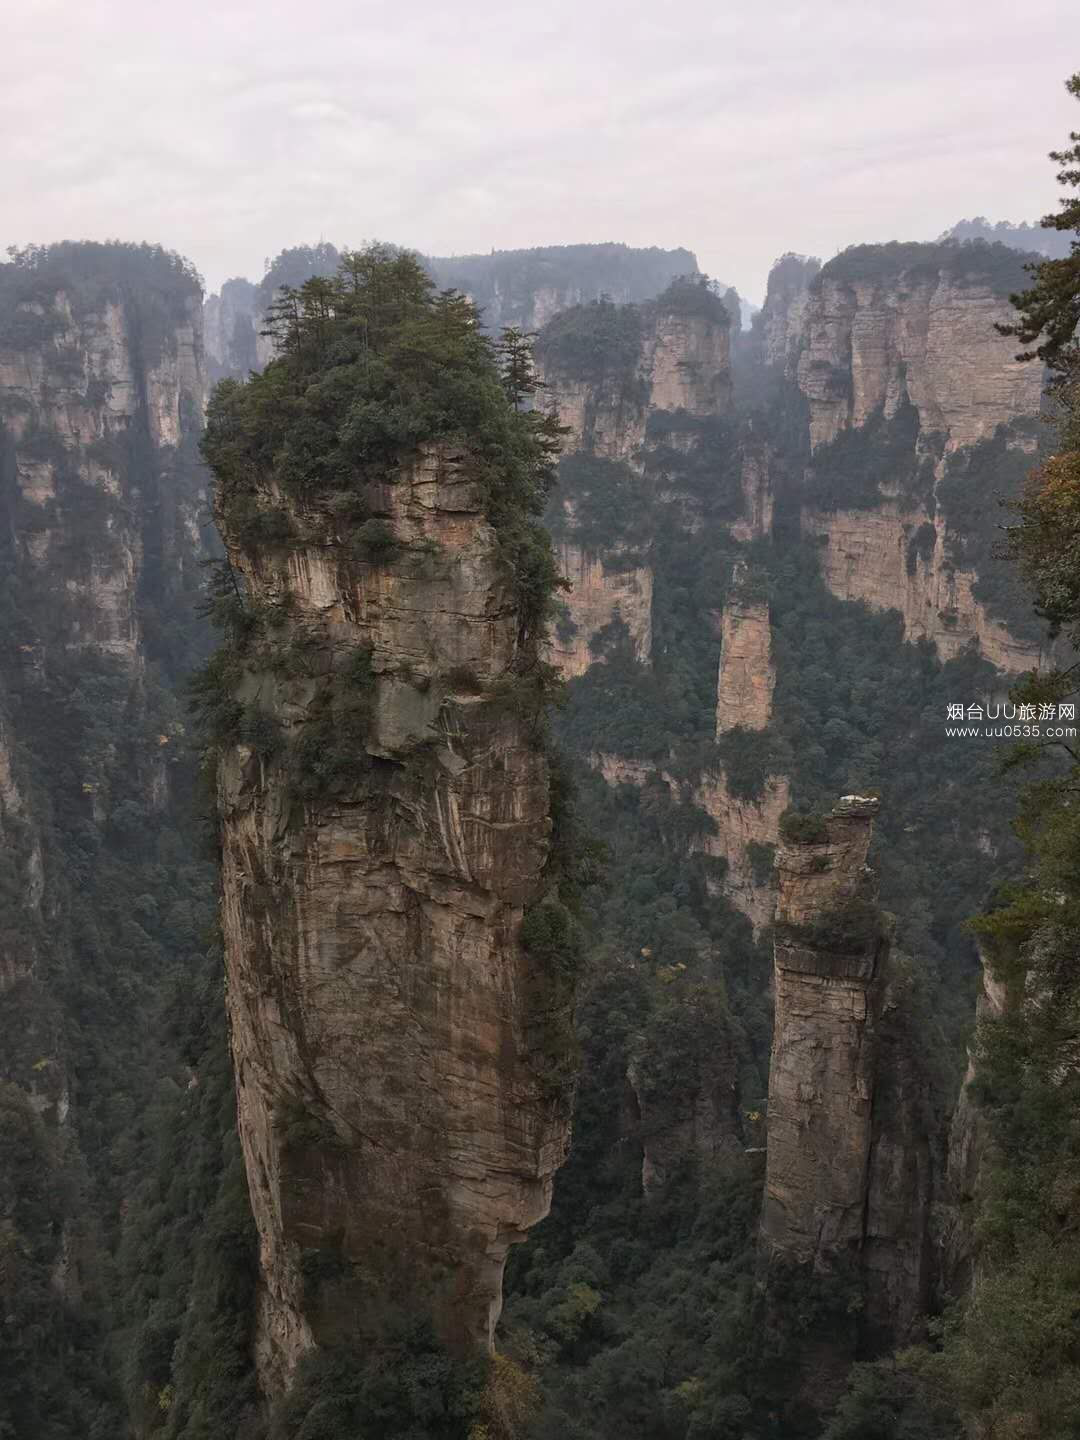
[0,242,219,1437]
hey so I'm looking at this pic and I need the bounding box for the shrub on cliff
[652,272,731,324]
[779,808,830,844]
[533,298,643,387]
[203,243,565,643]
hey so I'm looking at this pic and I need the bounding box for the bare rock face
[584,753,787,934]
[0,249,209,1360]
[215,443,572,1394]
[204,276,260,381]
[541,374,650,462]
[538,286,734,672]
[762,798,889,1264]
[760,796,939,1407]
[693,772,790,934]
[0,252,206,987]
[802,501,1049,673]
[550,543,653,678]
[796,267,1041,454]
[789,249,1046,671]
[644,304,732,417]
[587,752,654,787]
[716,579,774,735]
[0,283,205,663]
[761,254,822,372]
[730,444,774,543]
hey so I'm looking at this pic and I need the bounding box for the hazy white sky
[4,0,1078,302]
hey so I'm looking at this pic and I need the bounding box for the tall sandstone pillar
[760,797,938,1413]
[215,442,571,1394]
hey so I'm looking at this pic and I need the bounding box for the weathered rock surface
[543,375,649,462]
[802,502,1049,672]
[762,797,890,1264]
[785,248,1046,670]
[716,584,774,735]
[539,289,734,670]
[0,251,209,1354]
[550,543,653,678]
[645,305,732,418]
[796,267,1042,454]
[585,753,787,934]
[693,771,789,933]
[0,284,205,662]
[762,254,821,371]
[761,796,939,1395]
[204,275,261,381]
[216,443,570,1394]
[730,443,774,543]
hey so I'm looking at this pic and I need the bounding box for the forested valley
[2,72,1080,1440]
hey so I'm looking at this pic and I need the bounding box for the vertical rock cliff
[536,276,734,672]
[205,243,705,382]
[795,252,1040,453]
[760,797,939,1413]
[761,253,821,372]
[0,241,213,1436]
[777,241,1048,671]
[942,938,1007,1292]
[204,251,577,1399]
[0,239,207,1047]
[204,275,259,383]
[715,569,775,736]
[762,798,889,1267]
[549,542,654,678]
[538,281,792,931]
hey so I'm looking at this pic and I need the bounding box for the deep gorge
[0,211,1074,1440]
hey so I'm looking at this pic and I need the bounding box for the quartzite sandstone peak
[215,439,570,1393]
[778,242,1048,671]
[761,796,939,1411]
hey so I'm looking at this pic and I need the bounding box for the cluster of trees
[818,238,1033,293]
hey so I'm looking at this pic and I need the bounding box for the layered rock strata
[0,249,210,1364]
[802,501,1049,672]
[760,796,938,1385]
[539,285,733,669]
[761,253,821,371]
[693,772,789,934]
[215,442,570,1393]
[796,264,1042,454]
[0,275,205,663]
[730,443,774,543]
[715,583,774,735]
[550,544,653,679]
[780,247,1046,670]
[761,797,892,1268]
[585,754,788,935]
